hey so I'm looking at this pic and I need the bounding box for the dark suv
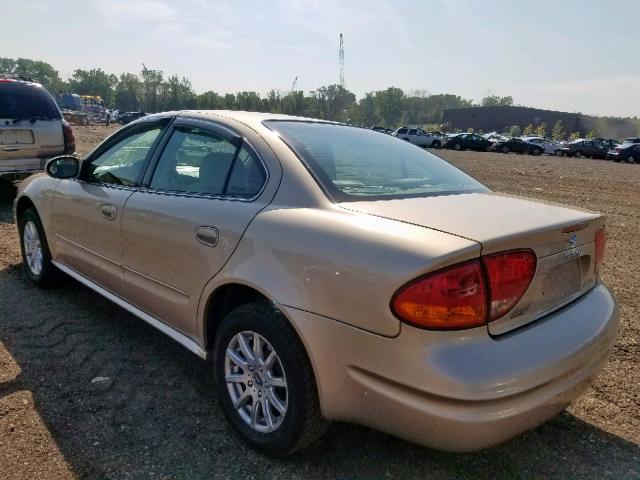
[0,77,75,181]
[443,133,492,152]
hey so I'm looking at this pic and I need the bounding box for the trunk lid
[340,192,604,334]
[0,118,64,161]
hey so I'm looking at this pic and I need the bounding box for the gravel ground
[0,126,638,479]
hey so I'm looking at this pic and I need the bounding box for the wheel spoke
[269,376,287,388]
[233,388,251,409]
[268,389,286,414]
[225,373,247,384]
[263,398,275,430]
[237,333,255,362]
[251,399,261,427]
[264,350,276,368]
[253,332,264,363]
[226,348,247,369]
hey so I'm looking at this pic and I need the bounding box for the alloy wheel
[23,220,43,276]
[224,331,288,433]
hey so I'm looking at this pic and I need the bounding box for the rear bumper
[0,157,48,176]
[283,284,619,451]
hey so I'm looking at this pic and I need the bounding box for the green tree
[69,68,117,105]
[374,87,405,127]
[551,120,565,141]
[114,73,140,111]
[507,125,522,137]
[569,131,582,140]
[535,122,547,137]
[481,95,514,107]
[586,129,599,138]
[311,84,356,121]
[140,65,163,112]
[0,57,64,94]
[523,124,535,136]
[196,90,223,109]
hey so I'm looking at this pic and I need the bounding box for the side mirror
[46,155,80,179]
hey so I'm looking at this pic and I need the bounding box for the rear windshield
[267,121,487,202]
[0,82,61,121]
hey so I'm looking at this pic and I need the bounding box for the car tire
[431,140,441,148]
[555,150,562,157]
[532,148,542,156]
[574,151,583,158]
[501,146,509,154]
[453,143,461,151]
[212,301,329,456]
[626,155,636,164]
[18,208,62,288]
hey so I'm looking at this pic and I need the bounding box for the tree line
[0,56,515,128]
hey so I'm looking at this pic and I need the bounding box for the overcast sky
[4,0,640,117]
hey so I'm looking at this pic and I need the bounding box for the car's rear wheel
[626,155,636,164]
[574,150,583,158]
[212,301,329,455]
[555,150,562,157]
[431,140,441,148]
[501,146,509,154]
[453,143,461,150]
[18,208,61,287]
[531,148,542,156]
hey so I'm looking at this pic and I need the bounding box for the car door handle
[100,204,117,220]
[195,226,218,248]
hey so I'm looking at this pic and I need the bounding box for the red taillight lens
[62,120,76,154]
[392,250,536,330]
[482,250,536,321]
[595,227,606,273]
[392,260,487,330]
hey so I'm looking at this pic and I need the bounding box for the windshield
[267,121,487,201]
[0,82,61,120]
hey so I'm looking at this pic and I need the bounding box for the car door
[120,118,270,337]
[50,119,170,296]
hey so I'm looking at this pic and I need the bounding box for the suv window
[408,129,417,135]
[149,126,266,197]
[397,128,408,134]
[86,125,164,186]
[268,121,487,201]
[0,82,61,120]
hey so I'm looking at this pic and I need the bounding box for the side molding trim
[52,261,207,359]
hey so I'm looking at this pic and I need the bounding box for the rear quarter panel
[199,205,480,338]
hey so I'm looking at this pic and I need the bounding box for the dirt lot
[0,125,638,479]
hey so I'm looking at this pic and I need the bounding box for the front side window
[268,121,487,202]
[149,126,266,198]
[85,124,164,186]
[397,128,408,134]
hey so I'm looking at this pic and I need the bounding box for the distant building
[442,106,638,139]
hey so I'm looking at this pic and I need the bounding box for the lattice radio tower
[339,33,345,87]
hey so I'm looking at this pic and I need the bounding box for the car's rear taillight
[392,250,536,330]
[482,251,536,321]
[595,227,606,273]
[392,260,487,330]
[62,120,75,154]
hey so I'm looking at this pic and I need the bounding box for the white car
[523,137,563,156]
[394,127,443,148]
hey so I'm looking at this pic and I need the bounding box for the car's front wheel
[212,301,329,455]
[626,155,636,164]
[18,208,61,287]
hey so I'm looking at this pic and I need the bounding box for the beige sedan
[14,111,618,455]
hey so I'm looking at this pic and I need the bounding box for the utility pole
[339,33,344,88]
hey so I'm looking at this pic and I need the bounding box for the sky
[3,0,640,117]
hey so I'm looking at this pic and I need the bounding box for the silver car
[15,111,618,455]
[0,76,75,180]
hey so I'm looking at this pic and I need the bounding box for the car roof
[174,110,343,130]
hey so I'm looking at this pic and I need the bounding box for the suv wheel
[212,301,329,455]
[18,208,61,287]
[431,140,441,148]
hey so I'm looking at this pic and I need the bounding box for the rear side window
[267,121,487,202]
[0,82,61,120]
[397,128,408,134]
[150,126,266,198]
